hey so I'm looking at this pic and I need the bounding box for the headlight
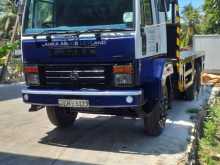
[24,65,40,86]
[114,74,133,86]
[113,64,134,87]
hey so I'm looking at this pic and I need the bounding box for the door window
[140,0,152,54]
[141,0,153,26]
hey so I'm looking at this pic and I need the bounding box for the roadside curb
[186,86,220,165]
[0,82,25,88]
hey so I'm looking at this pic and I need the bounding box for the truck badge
[70,71,79,81]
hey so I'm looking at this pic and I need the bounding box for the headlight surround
[113,64,134,87]
[26,73,40,86]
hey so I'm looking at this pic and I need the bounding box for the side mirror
[123,12,133,23]
[140,26,145,36]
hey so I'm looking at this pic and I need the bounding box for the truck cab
[21,0,204,136]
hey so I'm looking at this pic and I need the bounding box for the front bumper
[22,88,143,108]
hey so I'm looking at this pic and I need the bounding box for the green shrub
[0,41,20,59]
[198,105,220,165]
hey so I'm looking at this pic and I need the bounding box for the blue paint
[22,36,135,64]
[22,34,170,111]
[137,57,168,100]
[23,91,142,107]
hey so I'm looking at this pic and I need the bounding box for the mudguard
[138,57,174,102]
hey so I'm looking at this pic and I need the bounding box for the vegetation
[0,0,22,82]
[198,104,220,165]
[0,0,17,39]
[180,4,202,47]
[203,0,220,34]
[180,0,220,47]
[0,41,22,82]
[0,41,19,59]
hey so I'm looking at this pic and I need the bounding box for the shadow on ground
[39,114,190,156]
[39,86,213,157]
[0,84,24,101]
[0,152,96,165]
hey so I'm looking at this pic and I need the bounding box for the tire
[184,66,201,101]
[195,65,202,93]
[46,107,78,127]
[143,85,169,136]
[184,82,196,101]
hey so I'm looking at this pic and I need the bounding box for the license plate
[58,99,90,108]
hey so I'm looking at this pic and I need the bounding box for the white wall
[193,35,220,73]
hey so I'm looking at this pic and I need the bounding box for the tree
[203,0,220,34]
[181,4,201,47]
[0,0,21,82]
[0,0,17,38]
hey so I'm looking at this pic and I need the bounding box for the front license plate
[58,99,90,108]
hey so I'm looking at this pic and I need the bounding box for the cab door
[139,0,167,58]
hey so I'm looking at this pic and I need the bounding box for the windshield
[23,0,135,35]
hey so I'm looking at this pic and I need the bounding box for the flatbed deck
[180,50,205,61]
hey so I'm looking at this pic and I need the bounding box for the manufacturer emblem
[70,71,79,81]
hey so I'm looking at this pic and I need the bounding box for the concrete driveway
[0,84,211,165]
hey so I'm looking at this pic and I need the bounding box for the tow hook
[29,105,45,112]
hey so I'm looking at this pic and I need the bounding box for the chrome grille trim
[45,76,105,79]
[40,64,112,87]
[45,70,105,73]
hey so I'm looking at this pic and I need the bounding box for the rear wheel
[143,85,169,136]
[184,66,201,101]
[46,107,78,127]
[184,81,196,101]
[195,65,202,93]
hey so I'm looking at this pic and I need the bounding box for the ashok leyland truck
[20,0,204,136]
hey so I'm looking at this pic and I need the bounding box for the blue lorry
[20,0,204,136]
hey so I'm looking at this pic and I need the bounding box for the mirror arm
[171,1,176,23]
[140,26,145,36]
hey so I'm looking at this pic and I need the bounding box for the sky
[179,0,204,8]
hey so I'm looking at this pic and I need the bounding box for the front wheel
[143,85,169,136]
[46,107,78,127]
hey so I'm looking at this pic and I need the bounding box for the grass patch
[186,108,200,114]
[198,105,220,165]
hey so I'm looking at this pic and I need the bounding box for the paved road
[0,84,211,165]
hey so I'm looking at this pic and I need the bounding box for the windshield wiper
[33,27,132,38]
[81,28,133,33]
[33,29,81,39]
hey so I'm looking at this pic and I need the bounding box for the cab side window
[140,0,152,55]
[141,0,153,26]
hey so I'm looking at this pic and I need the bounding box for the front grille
[50,48,96,56]
[40,64,113,88]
